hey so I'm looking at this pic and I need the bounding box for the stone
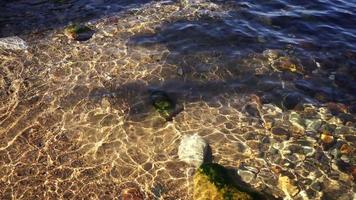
[194,163,253,200]
[178,134,208,167]
[150,91,175,120]
[340,155,350,163]
[177,67,184,76]
[278,175,300,198]
[310,182,322,191]
[320,133,336,151]
[273,56,302,73]
[262,49,280,61]
[243,104,260,118]
[64,24,94,41]
[305,119,322,132]
[0,36,28,50]
[289,112,305,131]
[320,133,334,145]
[271,127,290,136]
[340,144,353,155]
[120,187,144,200]
[282,93,301,110]
[237,169,256,184]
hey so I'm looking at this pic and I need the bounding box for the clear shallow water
[0,1,355,199]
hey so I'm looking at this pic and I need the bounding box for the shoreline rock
[0,36,28,50]
[178,134,208,167]
[194,163,253,200]
[64,24,94,41]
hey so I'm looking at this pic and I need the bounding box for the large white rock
[178,134,208,167]
[0,36,28,50]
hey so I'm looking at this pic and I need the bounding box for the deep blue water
[2,0,355,66]
[1,0,355,104]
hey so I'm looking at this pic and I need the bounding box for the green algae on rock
[150,91,175,120]
[64,24,94,41]
[194,163,254,200]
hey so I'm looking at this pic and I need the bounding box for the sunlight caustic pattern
[0,1,355,200]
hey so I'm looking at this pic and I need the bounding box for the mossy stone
[150,91,175,120]
[198,163,232,189]
[64,24,93,41]
[194,163,254,200]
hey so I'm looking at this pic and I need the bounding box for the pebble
[272,127,290,136]
[289,112,305,131]
[178,134,209,167]
[310,182,322,191]
[237,169,256,184]
[320,133,334,144]
[282,93,301,110]
[340,144,353,155]
[320,133,335,150]
[0,36,28,50]
[177,67,184,76]
[64,24,94,41]
[278,175,300,198]
[340,155,350,163]
[305,119,322,132]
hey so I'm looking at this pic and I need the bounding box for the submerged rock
[282,93,301,110]
[289,112,305,131]
[320,133,334,145]
[64,24,94,41]
[273,56,302,73]
[339,144,353,155]
[278,175,300,198]
[320,133,335,150]
[0,36,28,50]
[120,187,144,200]
[150,91,176,120]
[305,119,322,132]
[194,163,253,200]
[178,134,208,167]
[262,50,303,73]
[263,49,280,61]
[237,169,256,184]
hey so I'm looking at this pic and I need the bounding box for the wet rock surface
[194,163,254,200]
[0,36,28,50]
[64,24,94,41]
[178,134,209,167]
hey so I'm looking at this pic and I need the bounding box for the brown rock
[326,102,347,114]
[320,133,334,144]
[340,144,353,155]
[278,175,300,198]
[352,167,356,181]
[271,165,282,175]
[120,188,144,200]
[272,127,290,136]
